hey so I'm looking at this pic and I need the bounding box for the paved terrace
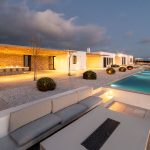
[108,102,150,119]
[0,69,139,111]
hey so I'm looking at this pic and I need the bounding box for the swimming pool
[110,70,150,94]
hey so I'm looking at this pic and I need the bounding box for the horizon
[0,0,150,58]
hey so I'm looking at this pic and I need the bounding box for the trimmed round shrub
[127,66,133,70]
[106,68,116,75]
[37,77,56,91]
[119,67,127,72]
[83,70,97,80]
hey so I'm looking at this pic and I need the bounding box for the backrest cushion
[9,98,52,132]
[52,91,78,113]
[76,87,93,102]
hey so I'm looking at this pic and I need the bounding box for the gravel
[0,69,139,111]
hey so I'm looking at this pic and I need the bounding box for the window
[24,55,31,67]
[130,58,133,62]
[72,55,77,64]
[124,57,126,64]
[109,58,113,65]
[103,57,107,68]
[24,55,31,70]
[122,57,126,65]
[107,58,109,65]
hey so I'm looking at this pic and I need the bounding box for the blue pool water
[110,70,150,94]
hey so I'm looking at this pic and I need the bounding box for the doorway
[103,57,107,68]
[49,56,55,70]
[24,55,31,71]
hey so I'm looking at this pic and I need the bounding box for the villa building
[127,55,134,65]
[115,53,134,66]
[0,44,86,73]
[87,51,116,69]
[0,44,134,74]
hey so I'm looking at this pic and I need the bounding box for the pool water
[110,70,150,94]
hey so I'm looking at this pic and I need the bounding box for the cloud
[35,0,55,3]
[0,1,111,50]
[31,0,58,4]
[139,37,150,44]
[125,31,133,38]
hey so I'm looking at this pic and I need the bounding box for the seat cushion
[0,135,18,150]
[10,114,61,146]
[79,96,101,109]
[55,104,87,123]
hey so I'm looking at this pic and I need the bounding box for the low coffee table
[40,107,150,150]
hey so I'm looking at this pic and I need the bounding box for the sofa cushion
[10,114,61,146]
[9,98,52,132]
[76,87,93,102]
[0,135,18,150]
[79,96,102,109]
[52,91,78,113]
[55,104,87,123]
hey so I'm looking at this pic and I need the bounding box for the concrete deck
[40,107,150,150]
[108,102,150,119]
[0,69,139,111]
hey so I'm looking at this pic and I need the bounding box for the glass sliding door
[49,56,55,70]
[24,55,31,71]
[103,57,107,68]
[122,57,126,65]
[109,58,113,65]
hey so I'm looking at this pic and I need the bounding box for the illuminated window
[72,55,77,64]
[24,55,31,71]
[122,57,126,65]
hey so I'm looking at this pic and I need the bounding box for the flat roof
[0,44,69,56]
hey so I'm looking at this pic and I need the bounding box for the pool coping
[107,87,150,96]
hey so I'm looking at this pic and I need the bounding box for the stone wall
[0,54,23,67]
[31,56,49,70]
[0,54,49,71]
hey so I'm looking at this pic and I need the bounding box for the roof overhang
[86,53,101,56]
[0,44,68,56]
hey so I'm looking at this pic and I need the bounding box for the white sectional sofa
[0,86,102,150]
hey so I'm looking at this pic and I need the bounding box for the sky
[0,0,150,58]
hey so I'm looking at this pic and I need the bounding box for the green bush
[127,66,133,70]
[83,70,97,80]
[37,77,56,91]
[106,68,116,75]
[119,67,127,72]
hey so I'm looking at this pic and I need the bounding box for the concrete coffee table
[40,107,150,150]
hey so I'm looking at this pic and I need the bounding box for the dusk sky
[0,0,150,58]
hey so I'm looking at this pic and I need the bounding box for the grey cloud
[139,37,150,44]
[0,1,111,50]
[38,0,56,4]
[30,0,59,5]
[125,31,133,38]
